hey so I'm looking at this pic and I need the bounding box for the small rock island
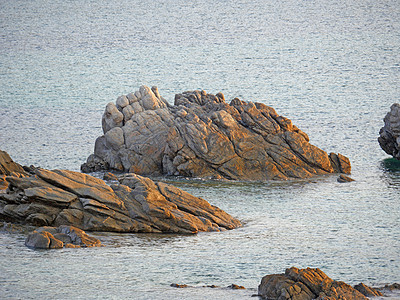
[82,86,351,180]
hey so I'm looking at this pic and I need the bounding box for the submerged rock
[25,225,101,249]
[81,86,351,181]
[0,158,240,234]
[258,267,380,300]
[337,174,355,183]
[378,103,400,159]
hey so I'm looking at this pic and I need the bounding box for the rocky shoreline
[81,86,351,181]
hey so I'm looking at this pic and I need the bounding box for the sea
[0,0,399,299]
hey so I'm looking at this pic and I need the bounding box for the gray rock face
[0,167,241,234]
[81,86,351,181]
[25,225,101,249]
[258,267,379,300]
[379,103,400,159]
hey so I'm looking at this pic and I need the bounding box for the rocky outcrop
[379,103,400,159]
[25,225,101,249]
[81,86,351,181]
[0,167,240,234]
[258,267,381,300]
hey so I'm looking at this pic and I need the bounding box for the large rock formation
[378,103,400,159]
[81,86,350,180]
[258,267,381,300]
[0,165,240,234]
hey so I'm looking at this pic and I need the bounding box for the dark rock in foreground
[82,86,351,181]
[258,267,382,300]
[25,225,101,249]
[0,157,240,234]
[379,103,400,159]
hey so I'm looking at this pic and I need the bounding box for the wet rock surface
[0,156,240,234]
[82,86,351,181]
[379,103,400,159]
[258,267,382,300]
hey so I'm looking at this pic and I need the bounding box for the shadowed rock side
[258,267,382,300]
[81,86,351,180]
[378,103,400,159]
[0,167,240,234]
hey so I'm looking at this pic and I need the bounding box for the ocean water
[1,0,399,299]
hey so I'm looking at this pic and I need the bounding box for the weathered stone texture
[82,86,351,181]
[0,164,240,234]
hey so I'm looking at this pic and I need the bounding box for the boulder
[258,267,375,300]
[378,103,400,159]
[1,158,240,234]
[25,225,101,249]
[81,86,351,181]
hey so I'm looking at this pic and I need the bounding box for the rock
[0,150,26,176]
[258,267,369,300]
[170,284,188,288]
[258,273,314,300]
[116,95,129,109]
[337,174,355,183]
[81,154,109,173]
[227,284,245,289]
[82,86,351,180]
[1,155,241,234]
[102,102,124,134]
[354,282,383,297]
[0,174,8,190]
[378,103,400,159]
[103,172,119,181]
[25,225,101,249]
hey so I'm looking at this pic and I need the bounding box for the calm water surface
[1,0,399,299]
